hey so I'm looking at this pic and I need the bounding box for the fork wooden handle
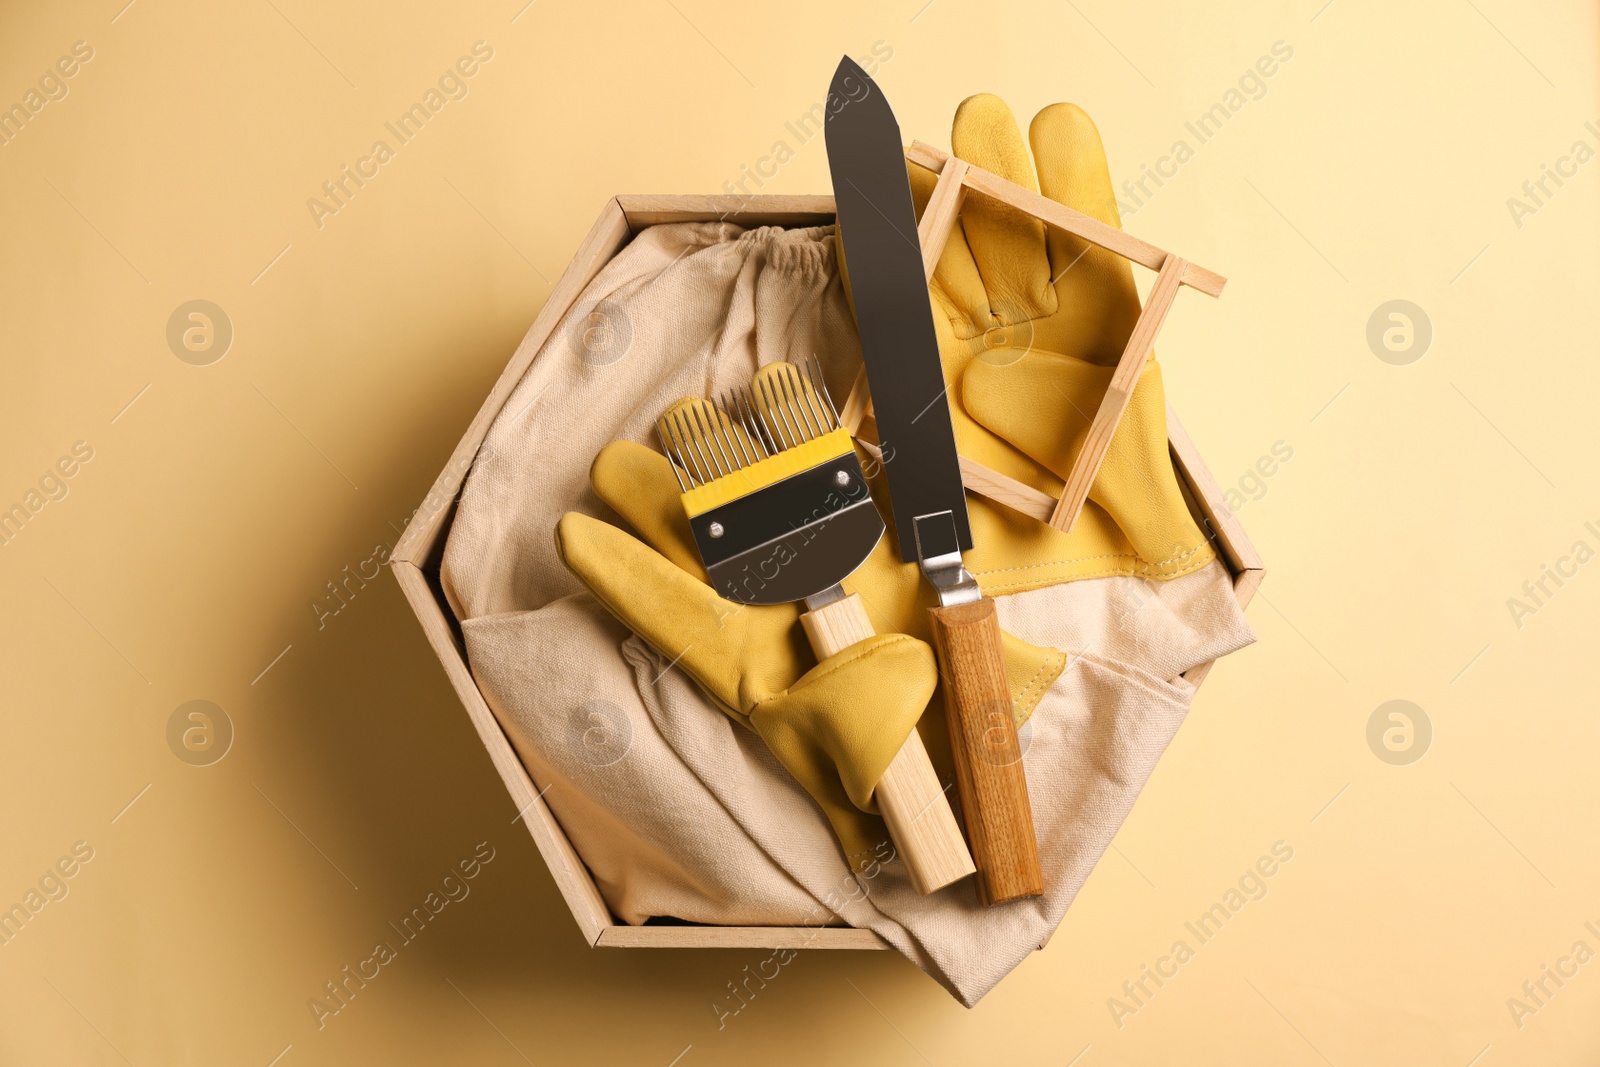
[927,597,1043,905]
[800,593,976,894]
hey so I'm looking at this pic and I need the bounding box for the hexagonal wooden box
[390,192,1262,951]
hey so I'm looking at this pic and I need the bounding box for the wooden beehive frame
[840,141,1229,535]
[390,186,1262,953]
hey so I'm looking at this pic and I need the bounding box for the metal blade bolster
[824,55,972,563]
[912,510,980,607]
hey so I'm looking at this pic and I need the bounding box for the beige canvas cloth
[440,221,1256,1005]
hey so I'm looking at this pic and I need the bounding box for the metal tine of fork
[731,394,762,466]
[800,355,837,430]
[726,387,756,458]
[789,360,823,435]
[762,374,801,449]
[665,438,691,492]
[711,397,749,471]
[736,386,774,458]
[714,403,741,475]
[665,410,705,487]
[791,361,830,437]
[676,407,717,483]
[652,416,672,464]
[755,377,791,450]
[806,354,840,429]
[657,413,688,487]
[779,371,811,443]
[771,369,804,443]
[656,418,690,491]
[799,365,827,438]
[693,403,732,477]
[774,373,804,447]
[677,408,713,486]
[780,365,821,441]
[727,397,757,468]
[712,402,745,474]
[753,384,783,453]
[702,402,733,473]
[682,406,717,479]
[715,404,743,472]
[726,389,758,459]
[776,370,810,444]
[718,392,755,467]
[749,377,780,450]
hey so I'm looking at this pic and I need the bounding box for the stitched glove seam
[1014,647,1066,719]
[974,540,1212,579]
[979,548,1216,595]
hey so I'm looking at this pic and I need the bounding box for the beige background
[2,0,1597,1063]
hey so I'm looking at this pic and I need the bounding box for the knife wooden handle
[926,597,1044,905]
[800,593,976,894]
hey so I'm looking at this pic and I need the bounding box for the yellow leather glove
[846,95,1216,594]
[555,432,1064,869]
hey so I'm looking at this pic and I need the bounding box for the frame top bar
[905,140,1227,298]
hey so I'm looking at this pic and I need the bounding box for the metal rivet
[834,470,851,487]
[708,522,724,538]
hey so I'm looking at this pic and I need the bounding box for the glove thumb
[751,633,937,867]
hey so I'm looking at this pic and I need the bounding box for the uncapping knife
[824,55,1043,905]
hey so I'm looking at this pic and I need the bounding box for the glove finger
[555,511,804,721]
[950,94,1055,326]
[1028,103,1141,366]
[1001,630,1066,727]
[751,633,936,820]
[1029,102,1122,229]
[909,158,988,339]
[589,439,707,580]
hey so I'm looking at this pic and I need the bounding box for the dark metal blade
[824,55,971,561]
[689,450,883,606]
